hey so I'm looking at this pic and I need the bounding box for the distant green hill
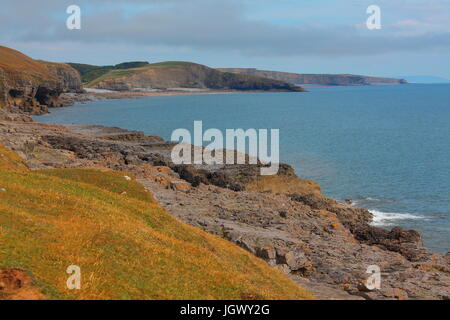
[68,61,305,92]
[68,62,149,84]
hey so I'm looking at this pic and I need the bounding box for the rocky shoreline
[1,104,449,300]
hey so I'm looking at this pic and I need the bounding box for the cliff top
[0,46,56,82]
[0,46,81,88]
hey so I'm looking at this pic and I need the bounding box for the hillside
[218,68,408,86]
[0,46,82,114]
[71,61,305,92]
[0,144,312,300]
[68,61,150,84]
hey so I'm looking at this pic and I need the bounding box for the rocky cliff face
[86,62,305,92]
[42,61,83,92]
[218,68,408,86]
[0,46,82,114]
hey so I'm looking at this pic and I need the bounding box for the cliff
[218,68,408,86]
[0,46,82,114]
[73,61,305,92]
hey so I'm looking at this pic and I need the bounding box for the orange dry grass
[0,146,313,300]
[246,175,322,196]
[0,46,55,82]
[0,145,28,171]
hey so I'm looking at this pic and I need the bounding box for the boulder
[276,249,314,275]
[170,180,191,192]
[256,247,276,260]
[276,264,291,275]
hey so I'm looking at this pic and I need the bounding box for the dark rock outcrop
[351,225,429,262]
[289,192,429,262]
[290,192,372,226]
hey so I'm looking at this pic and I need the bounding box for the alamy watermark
[66,5,81,30]
[66,265,81,290]
[365,265,381,290]
[66,5,381,31]
[367,5,382,30]
[171,121,280,175]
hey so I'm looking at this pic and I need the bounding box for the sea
[36,84,450,254]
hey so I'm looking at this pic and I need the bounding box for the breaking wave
[370,210,427,227]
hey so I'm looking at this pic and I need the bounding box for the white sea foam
[353,197,395,204]
[370,210,426,227]
[363,197,381,201]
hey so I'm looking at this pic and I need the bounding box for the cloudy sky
[1,0,450,78]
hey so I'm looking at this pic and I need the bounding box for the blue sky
[1,0,449,78]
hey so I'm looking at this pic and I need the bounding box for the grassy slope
[147,61,195,68]
[86,68,143,87]
[246,175,322,196]
[0,46,58,85]
[69,62,150,84]
[83,62,194,87]
[0,145,312,300]
[0,46,49,76]
[68,63,114,84]
[84,61,304,92]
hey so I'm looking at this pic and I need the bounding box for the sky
[1,0,450,78]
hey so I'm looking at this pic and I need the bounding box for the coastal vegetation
[68,61,150,84]
[0,144,313,300]
[69,60,305,92]
[245,175,322,196]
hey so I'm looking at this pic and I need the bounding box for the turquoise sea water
[36,84,450,253]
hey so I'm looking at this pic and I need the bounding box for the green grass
[0,145,313,300]
[147,61,196,68]
[84,61,197,87]
[79,68,114,84]
[86,69,143,87]
[69,62,150,84]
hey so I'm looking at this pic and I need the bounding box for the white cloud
[1,0,449,63]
